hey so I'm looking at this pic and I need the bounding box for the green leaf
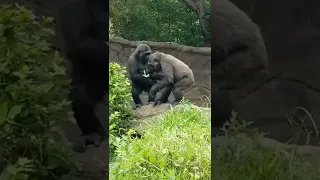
[174,157,184,166]
[37,83,54,93]
[149,152,156,163]
[0,102,8,125]
[17,158,32,167]
[159,159,166,169]
[141,149,148,158]
[7,104,22,120]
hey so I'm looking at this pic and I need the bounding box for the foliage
[110,0,211,47]
[0,4,79,179]
[0,158,34,180]
[109,102,211,179]
[109,62,134,155]
[212,113,320,180]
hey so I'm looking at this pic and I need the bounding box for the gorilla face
[147,53,160,67]
[139,51,151,64]
[146,63,161,74]
[135,44,152,64]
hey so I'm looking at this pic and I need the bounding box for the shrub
[109,62,134,155]
[109,102,211,179]
[0,4,78,179]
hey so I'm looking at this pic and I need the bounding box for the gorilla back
[212,0,269,90]
[148,51,195,104]
[211,0,269,132]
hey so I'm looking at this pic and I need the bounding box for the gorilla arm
[150,72,165,80]
[148,61,174,100]
[58,0,108,67]
[159,61,174,83]
[128,56,155,86]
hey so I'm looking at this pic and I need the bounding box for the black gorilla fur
[212,0,269,133]
[55,0,108,151]
[128,45,171,108]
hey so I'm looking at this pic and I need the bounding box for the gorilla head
[147,51,161,67]
[134,44,152,64]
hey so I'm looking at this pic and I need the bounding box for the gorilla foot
[171,101,181,106]
[145,100,163,106]
[153,100,164,106]
[72,133,103,153]
[146,101,154,105]
[72,141,86,153]
[133,103,142,110]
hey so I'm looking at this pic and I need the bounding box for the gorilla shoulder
[148,51,194,84]
[213,0,266,60]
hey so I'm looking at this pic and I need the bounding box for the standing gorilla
[147,51,195,105]
[128,44,171,108]
[212,0,269,129]
[55,0,108,151]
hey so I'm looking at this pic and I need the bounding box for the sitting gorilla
[147,51,195,105]
[144,63,172,105]
[211,0,269,130]
[127,44,171,109]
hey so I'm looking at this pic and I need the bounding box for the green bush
[110,0,211,46]
[109,103,211,179]
[109,62,134,155]
[0,4,78,179]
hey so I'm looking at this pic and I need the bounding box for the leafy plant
[0,4,78,179]
[109,62,134,155]
[109,102,211,179]
[0,158,35,180]
[110,0,211,47]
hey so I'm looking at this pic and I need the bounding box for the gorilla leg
[70,73,108,152]
[131,82,143,108]
[149,78,171,102]
[211,88,233,135]
[156,86,172,103]
[172,77,194,104]
[172,88,183,105]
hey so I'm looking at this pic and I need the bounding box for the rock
[134,103,172,120]
[132,103,211,129]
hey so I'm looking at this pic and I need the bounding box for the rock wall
[108,37,211,106]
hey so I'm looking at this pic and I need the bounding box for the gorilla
[55,0,108,151]
[211,0,269,132]
[145,63,173,105]
[128,44,172,108]
[147,51,195,105]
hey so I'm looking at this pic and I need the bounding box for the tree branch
[182,0,210,40]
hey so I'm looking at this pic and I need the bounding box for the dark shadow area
[212,0,320,145]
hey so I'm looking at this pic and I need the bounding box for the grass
[212,114,320,180]
[109,103,320,180]
[109,103,211,180]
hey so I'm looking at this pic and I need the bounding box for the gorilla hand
[147,78,156,87]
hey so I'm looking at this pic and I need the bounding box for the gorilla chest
[89,3,108,41]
